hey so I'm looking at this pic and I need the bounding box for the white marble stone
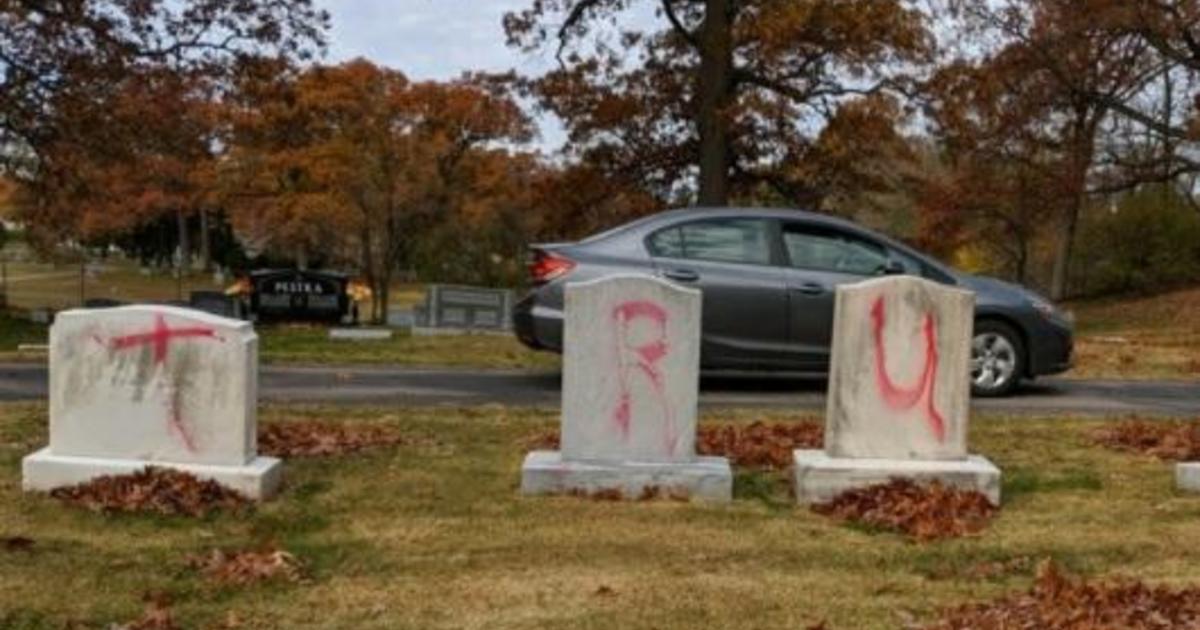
[792,449,1002,506]
[793,276,1002,506]
[1176,462,1200,493]
[521,274,730,501]
[560,275,702,463]
[521,451,732,501]
[23,305,281,499]
[825,275,975,461]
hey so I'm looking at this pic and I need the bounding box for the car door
[777,222,899,369]
[646,217,792,368]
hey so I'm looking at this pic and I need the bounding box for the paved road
[1,362,1197,415]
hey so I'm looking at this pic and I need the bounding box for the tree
[505,0,933,207]
[0,0,328,254]
[938,0,1160,299]
[225,60,534,320]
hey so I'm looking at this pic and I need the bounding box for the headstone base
[411,326,509,337]
[1176,462,1200,492]
[22,447,283,500]
[792,449,1001,506]
[521,450,732,502]
[328,328,393,341]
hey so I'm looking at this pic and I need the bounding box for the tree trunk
[175,209,190,273]
[696,0,733,206]
[1049,197,1081,300]
[199,208,212,272]
[1050,116,1097,301]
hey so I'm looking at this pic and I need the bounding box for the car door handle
[662,268,700,283]
[792,282,826,296]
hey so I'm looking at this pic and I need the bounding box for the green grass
[4,405,1200,629]
[259,326,558,369]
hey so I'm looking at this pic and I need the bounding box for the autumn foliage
[923,560,1200,630]
[812,479,997,542]
[49,468,249,518]
[258,421,407,458]
[1092,419,1200,461]
[696,421,824,470]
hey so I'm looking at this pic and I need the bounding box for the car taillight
[529,251,576,284]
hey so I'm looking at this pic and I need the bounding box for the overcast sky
[320,0,553,81]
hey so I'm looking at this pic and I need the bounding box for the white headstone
[522,274,731,501]
[825,276,975,461]
[23,305,281,498]
[793,275,1001,506]
[561,275,701,463]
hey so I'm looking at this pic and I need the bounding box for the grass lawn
[1067,286,1200,380]
[3,405,1200,629]
[259,326,559,370]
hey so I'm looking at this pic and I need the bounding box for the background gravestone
[412,285,514,334]
[22,305,282,499]
[521,274,731,501]
[793,275,1001,505]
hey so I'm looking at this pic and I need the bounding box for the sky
[318,0,590,150]
[320,0,554,81]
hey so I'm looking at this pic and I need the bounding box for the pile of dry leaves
[923,561,1200,629]
[812,479,996,542]
[50,468,248,518]
[1092,419,1200,461]
[523,420,824,472]
[258,421,406,458]
[187,547,306,585]
[697,421,823,470]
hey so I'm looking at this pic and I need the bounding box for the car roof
[583,206,960,280]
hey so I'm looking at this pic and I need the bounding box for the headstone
[521,274,732,501]
[792,276,1001,505]
[412,285,514,335]
[22,305,281,499]
[386,308,415,328]
[250,269,349,323]
[1177,463,1200,493]
[328,328,393,341]
[189,290,240,319]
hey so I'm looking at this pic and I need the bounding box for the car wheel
[971,320,1024,397]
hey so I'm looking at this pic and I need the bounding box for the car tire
[970,320,1025,398]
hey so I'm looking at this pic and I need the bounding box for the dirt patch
[258,421,406,458]
[1092,419,1200,461]
[187,547,306,586]
[923,561,1200,629]
[697,421,823,470]
[50,468,249,518]
[812,479,996,542]
[2,536,34,552]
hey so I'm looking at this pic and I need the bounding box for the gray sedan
[513,207,1073,396]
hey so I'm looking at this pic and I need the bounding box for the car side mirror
[879,260,906,276]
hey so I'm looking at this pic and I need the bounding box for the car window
[782,224,890,276]
[648,219,773,265]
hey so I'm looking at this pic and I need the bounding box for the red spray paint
[99,314,220,453]
[611,300,678,456]
[869,296,946,442]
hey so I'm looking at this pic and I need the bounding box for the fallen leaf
[1093,418,1200,461]
[50,468,249,518]
[187,546,305,585]
[258,421,406,458]
[923,560,1200,629]
[812,479,996,542]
